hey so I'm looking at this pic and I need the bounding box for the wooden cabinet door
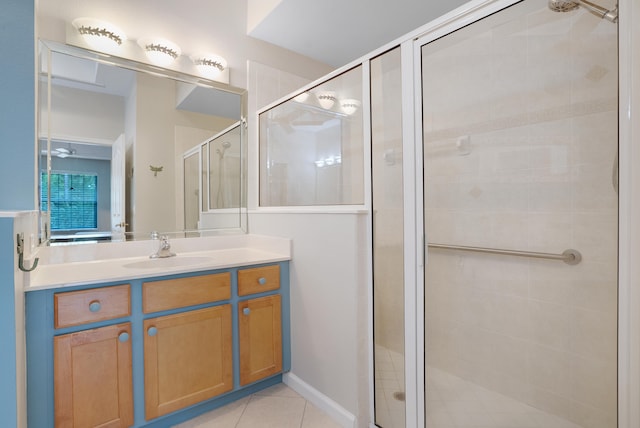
[144,305,233,420]
[54,323,133,428]
[239,295,282,385]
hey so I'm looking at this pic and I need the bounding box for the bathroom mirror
[38,40,247,244]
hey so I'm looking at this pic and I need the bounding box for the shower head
[548,0,618,22]
[216,141,232,158]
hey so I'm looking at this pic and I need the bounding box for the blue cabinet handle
[88,301,101,313]
[148,326,158,337]
[243,308,250,316]
[258,277,267,285]
[118,332,129,342]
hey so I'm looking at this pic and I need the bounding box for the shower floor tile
[374,345,585,428]
[426,366,584,428]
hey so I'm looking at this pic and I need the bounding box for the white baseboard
[283,372,357,428]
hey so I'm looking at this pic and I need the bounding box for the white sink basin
[123,256,213,269]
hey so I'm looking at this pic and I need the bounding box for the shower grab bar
[427,243,582,265]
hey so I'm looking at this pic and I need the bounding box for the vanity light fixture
[341,98,361,115]
[316,91,337,110]
[72,18,126,53]
[138,38,181,67]
[191,54,228,78]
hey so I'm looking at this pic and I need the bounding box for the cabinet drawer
[143,272,231,313]
[238,265,280,296]
[54,284,131,329]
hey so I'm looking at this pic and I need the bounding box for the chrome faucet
[150,234,176,258]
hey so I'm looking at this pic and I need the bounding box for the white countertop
[24,234,291,291]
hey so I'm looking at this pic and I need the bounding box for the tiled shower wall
[423,3,618,428]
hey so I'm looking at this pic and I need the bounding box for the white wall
[250,213,370,425]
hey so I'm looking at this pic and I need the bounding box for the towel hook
[17,233,39,272]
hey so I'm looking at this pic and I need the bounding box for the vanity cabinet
[52,284,133,428]
[239,294,282,385]
[54,323,134,428]
[142,273,233,419]
[26,261,290,428]
[237,265,283,385]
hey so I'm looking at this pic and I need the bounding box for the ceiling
[249,0,470,67]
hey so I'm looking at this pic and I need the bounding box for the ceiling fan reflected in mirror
[50,147,76,158]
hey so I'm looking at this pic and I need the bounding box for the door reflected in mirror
[38,40,247,245]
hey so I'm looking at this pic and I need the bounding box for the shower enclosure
[372,46,405,428]
[419,1,618,427]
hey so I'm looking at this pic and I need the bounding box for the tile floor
[173,383,341,428]
[374,345,406,428]
[176,349,587,428]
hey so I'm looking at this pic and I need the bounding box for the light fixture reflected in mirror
[316,91,337,110]
[72,18,126,53]
[316,91,337,109]
[293,92,310,103]
[192,54,227,79]
[138,38,181,67]
[341,98,360,115]
[314,155,342,168]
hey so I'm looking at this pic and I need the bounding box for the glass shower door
[372,47,405,428]
[421,1,618,427]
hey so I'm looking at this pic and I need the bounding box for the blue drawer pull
[258,277,267,285]
[118,332,129,342]
[243,308,250,316]
[88,301,101,313]
[148,327,158,337]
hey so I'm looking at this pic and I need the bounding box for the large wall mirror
[38,40,247,244]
